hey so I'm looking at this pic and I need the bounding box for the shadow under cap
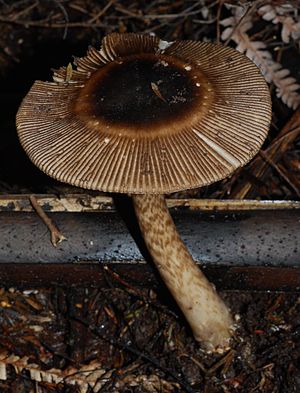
[16,33,272,194]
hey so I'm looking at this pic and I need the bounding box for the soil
[0,283,299,392]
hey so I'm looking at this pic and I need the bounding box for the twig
[52,0,69,39]
[230,108,300,198]
[223,1,262,47]
[72,315,197,393]
[88,0,114,24]
[206,349,236,375]
[103,266,145,297]
[103,266,178,318]
[259,151,300,198]
[151,82,167,102]
[115,1,205,21]
[29,195,66,247]
[0,16,108,29]
[216,0,224,44]
[68,3,90,15]
[10,0,38,21]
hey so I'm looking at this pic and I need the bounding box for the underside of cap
[16,33,272,194]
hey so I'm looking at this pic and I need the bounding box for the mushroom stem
[132,194,234,351]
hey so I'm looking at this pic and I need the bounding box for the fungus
[16,33,271,351]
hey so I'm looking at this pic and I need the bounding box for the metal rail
[1,195,299,290]
[0,194,300,212]
[0,207,299,266]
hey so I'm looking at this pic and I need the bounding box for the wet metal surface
[0,209,299,266]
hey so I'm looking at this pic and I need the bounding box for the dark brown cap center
[75,53,209,135]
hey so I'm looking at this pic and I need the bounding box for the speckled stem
[132,194,234,351]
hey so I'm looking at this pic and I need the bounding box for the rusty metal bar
[0,263,298,291]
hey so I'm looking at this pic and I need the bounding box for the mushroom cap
[16,33,271,194]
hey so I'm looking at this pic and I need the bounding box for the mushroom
[16,33,271,351]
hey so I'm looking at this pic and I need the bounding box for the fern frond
[0,351,111,393]
[258,4,300,43]
[221,6,300,109]
[0,350,178,392]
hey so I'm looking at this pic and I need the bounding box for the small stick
[104,265,144,296]
[259,151,300,198]
[151,82,167,103]
[223,0,264,47]
[230,108,300,198]
[216,0,224,44]
[29,195,66,247]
